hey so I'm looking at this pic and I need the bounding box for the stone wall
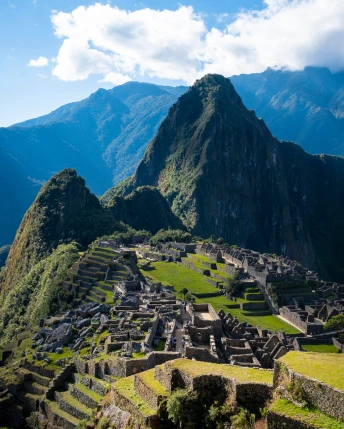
[274,361,344,422]
[144,313,159,346]
[184,346,218,363]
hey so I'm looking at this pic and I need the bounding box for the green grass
[196,295,300,334]
[143,262,218,295]
[114,376,156,416]
[137,369,168,396]
[153,340,166,352]
[302,344,339,354]
[143,261,300,334]
[74,382,103,402]
[279,351,344,391]
[132,351,146,359]
[270,399,344,429]
[167,359,273,385]
[60,391,92,416]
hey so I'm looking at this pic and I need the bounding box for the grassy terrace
[136,369,169,396]
[167,359,273,385]
[279,352,344,391]
[143,261,217,295]
[302,344,339,354]
[114,376,156,416]
[270,399,344,429]
[142,261,300,334]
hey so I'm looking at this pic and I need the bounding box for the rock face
[110,74,344,281]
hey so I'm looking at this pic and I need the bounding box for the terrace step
[25,381,48,395]
[134,369,168,409]
[56,391,93,421]
[70,382,102,409]
[112,376,157,421]
[74,373,110,396]
[44,399,80,429]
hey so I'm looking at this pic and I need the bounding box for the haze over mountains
[0,83,186,246]
[1,66,344,247]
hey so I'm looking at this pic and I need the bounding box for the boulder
[100,314,109,326]
[75,318,91,329]
[89,304,109,316]
[47,323,72,346]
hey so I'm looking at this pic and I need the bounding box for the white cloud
[99,72,132,85]
[47,1,344,85]
[28,56,49,67]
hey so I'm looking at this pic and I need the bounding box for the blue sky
[1,0,343,126]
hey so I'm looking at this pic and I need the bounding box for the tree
[217,237,224,245]
[325,314,344,332]
[224,272,241,296]
[185,292,196,303]
[180,288,189,299]
[230,408,255,429]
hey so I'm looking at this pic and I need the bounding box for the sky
[1,0,344,126]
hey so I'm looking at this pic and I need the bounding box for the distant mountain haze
[2,67,344,247]
[0,82,186,246]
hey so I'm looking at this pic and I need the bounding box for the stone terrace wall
[274,361,344,422]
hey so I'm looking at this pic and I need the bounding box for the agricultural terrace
[279,351,344,391]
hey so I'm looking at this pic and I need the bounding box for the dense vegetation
[1,169,116,292]
[0,243,79,345]
[107,186,184,234]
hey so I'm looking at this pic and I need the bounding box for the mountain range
[105,74,344,282]
[2,66,344,248]
[0,83,186,246]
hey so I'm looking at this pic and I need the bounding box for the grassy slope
[279,352,344,391]
[143,261,300,334]
[270,399,344,429]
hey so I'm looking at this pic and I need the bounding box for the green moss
[270,399,344,429]
[279,352,344,391]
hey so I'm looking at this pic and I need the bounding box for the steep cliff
[106,74,344,280]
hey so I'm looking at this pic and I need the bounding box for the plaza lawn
[143,261,218,295]
[302,344,339,354]
[196,295,301,334]
[279,352,344,391]
[143,261,300,334]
